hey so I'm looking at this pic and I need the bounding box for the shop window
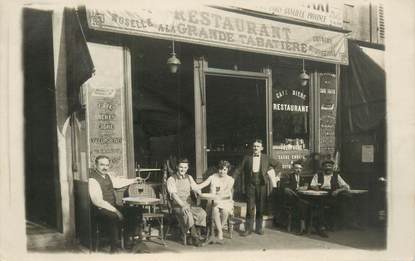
[272,66,310,170]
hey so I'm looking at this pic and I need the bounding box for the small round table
[122,197,165,246]
[198,193,229,246]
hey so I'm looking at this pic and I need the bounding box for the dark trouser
[246,184,267,232]
[318,190,355,229]
[94,206,141,250]
[283,188,310,220]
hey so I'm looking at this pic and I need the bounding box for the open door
[193,57,273,182]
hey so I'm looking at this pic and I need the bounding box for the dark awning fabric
[340,41,386,134]
[65,8,95,114]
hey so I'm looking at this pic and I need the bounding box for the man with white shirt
[235,139,281,236]
[310,159,358,234]
[88,155,141,253]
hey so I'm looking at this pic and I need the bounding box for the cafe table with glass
[198,190,230,246]
[122,179,166,246]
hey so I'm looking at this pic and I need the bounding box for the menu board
[319,73,337,157]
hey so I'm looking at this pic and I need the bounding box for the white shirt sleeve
[166,176,177,196]
[108,174,136,189]
[88,178,117,212]
[337,175,350,190]
[310,174,319,186]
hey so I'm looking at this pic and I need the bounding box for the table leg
[202,201,216,246]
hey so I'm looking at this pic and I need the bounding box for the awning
[340,41,386,134]
[83,3,348,65]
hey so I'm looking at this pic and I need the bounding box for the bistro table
[122,196,166,246]
[198,193,229,246]
[297,190,329,234]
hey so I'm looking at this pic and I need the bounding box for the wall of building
[343,0,384,45]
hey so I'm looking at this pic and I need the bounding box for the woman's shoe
[215,239,225,245]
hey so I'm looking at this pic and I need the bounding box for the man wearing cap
[310,159,359,235]
[283,160,310,235]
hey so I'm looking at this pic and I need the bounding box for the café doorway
[194,58,273,181]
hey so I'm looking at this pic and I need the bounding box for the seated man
[166,158,207,247]
[310,159,359,236]
[88,155,142,253]
[195,160,234,243]
[282,160,310,235]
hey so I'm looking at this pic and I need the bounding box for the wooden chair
[127,183,166,246]
[90,207,125,252]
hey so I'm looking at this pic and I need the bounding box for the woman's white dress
[207,174,234,213]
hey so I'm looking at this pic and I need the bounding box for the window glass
[272,66,310,170]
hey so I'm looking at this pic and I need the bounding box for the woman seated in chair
[196,160,234,242]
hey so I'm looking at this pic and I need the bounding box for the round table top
[298,190,329,196]
[198,193,230,200]
[199,193,218,200]
[122,196,160,205]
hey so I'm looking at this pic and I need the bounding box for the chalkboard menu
[319,73,337,157]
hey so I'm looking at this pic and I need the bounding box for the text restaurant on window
[73,2,349,198]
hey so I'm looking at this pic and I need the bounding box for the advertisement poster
[87,87,126,177]
[319,73,337,157]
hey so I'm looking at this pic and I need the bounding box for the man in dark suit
[282,160,310,235]
[235,139,281,236]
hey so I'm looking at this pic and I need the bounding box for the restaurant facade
[18,1,386,249]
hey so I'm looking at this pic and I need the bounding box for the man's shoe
[241,230,252,237]
[109,246,123,254]
[347,222,364,230]
[296,229,307,236]
[192,237,202,247]
[317,229,329,238]
[131,241,151,253]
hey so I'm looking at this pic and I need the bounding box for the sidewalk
[126,226,386,253]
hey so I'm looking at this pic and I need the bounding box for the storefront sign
[233,1,343,28]
[273,149,309,170]
[273,89,309,112]
[85,4,348,64]
[319,73,337,156]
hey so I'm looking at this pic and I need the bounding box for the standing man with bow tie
[235,139,281,236]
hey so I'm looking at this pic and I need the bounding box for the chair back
[128,183,157,199]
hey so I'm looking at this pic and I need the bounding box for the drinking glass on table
[138,185,144,194]
[215,186,220,194]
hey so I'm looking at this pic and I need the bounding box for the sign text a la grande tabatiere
[86,4,348,65]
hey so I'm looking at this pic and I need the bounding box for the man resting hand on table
[310,159,360,234]
[88,155,142,253]
[166,158,207,247]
